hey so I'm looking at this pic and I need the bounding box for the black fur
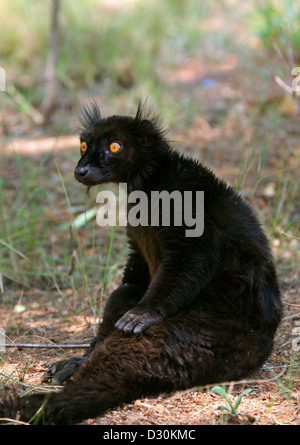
[0,102,282,424]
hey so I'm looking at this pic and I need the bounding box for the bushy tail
[0,317,275,424]
[0,392,53,425]
[0,378,143,425]
[0,329,176,424]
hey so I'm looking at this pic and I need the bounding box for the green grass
[211,385,252,416]
[0,142,124,324]
[0,0,208,103]
[0,0,299,424]
[251,0,300,65]
[0,152,53,289]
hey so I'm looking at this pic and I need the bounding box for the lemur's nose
[74,166,89,178]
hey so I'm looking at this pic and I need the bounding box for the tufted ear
[78,99,101,132]
[139,118,155,132]
[134,100,166,146]
[137,119,158,146]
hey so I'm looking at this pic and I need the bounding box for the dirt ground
[0,278,299,426]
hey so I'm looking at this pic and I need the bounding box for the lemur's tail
[0,315,273,424]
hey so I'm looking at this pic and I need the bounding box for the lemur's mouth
[74,165,109,186]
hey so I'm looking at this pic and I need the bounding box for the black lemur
[0,102,282,424]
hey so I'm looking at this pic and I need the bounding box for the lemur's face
[74,102,159,188]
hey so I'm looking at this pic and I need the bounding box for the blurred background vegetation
[0,0,299,346]
[0,1,299,424]
[1,0,299,129]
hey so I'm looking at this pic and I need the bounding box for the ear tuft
[135,100,155,122]
[77,99,101,132]
[140,118,155,132]
[135,100,167,146]
[137,118,158,146]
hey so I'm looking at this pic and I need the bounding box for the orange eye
[80,141,87,152]
[109,142,121,153]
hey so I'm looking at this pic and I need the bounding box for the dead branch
[3,343,89,349]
